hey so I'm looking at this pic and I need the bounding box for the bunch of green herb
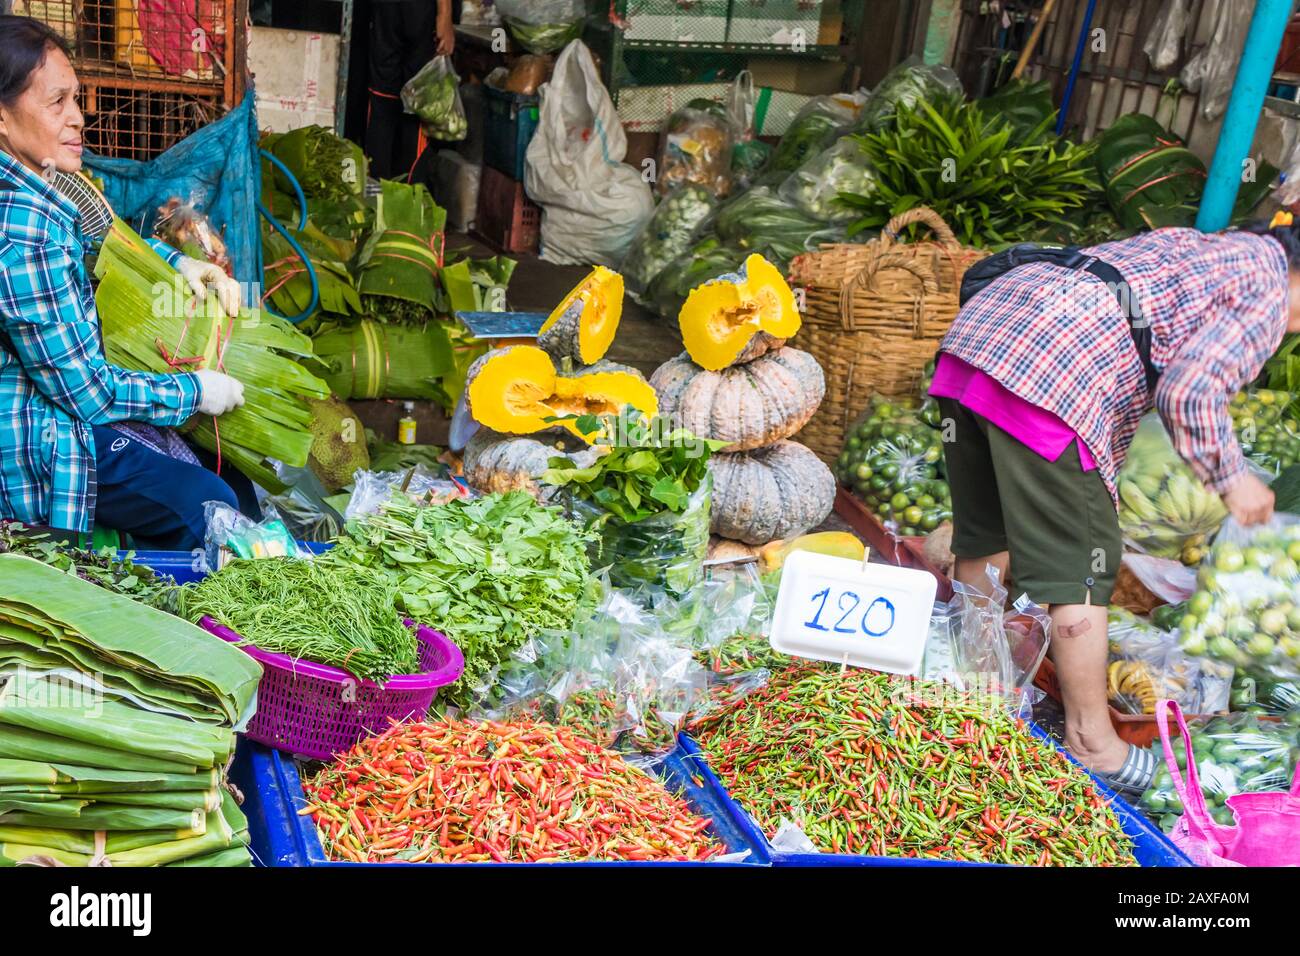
[841,96,1101,247]
[179,557,417,684]
[263,126,367,203]
[542,417,724,526]
[0,522,177,609]
[320,492,594,709]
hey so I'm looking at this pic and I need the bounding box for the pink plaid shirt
[939,228,1289,503]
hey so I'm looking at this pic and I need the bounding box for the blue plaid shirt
[0,150,202,532]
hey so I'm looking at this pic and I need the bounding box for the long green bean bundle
[180,558,418,684]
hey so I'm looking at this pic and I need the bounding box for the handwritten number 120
[805,588,896,637]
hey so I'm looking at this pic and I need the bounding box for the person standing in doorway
[365,0,459,181]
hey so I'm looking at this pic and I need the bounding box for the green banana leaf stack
[311,318,454,404]
[263,223,362,324]
[0,557,263,866]
[356,180,447,325]
[96,220,332,493]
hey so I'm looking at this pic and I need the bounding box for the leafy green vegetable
[0,522,177,610]
[978,78,1055,139]
[320,492,593,709]
[264,126,366,203]
[179,557,419,684]
[842,96,1100,247]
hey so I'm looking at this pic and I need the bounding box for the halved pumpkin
[465,346,657,443]
[678,254,801,372]
[538,266,624,366]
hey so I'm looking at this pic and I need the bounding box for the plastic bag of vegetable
[1117,413,1227,566]
[769,93,863,175]
[1178,516,1300,684]
[401,56,468,141]
[1106,606,1230,715]
[835,396,950,535]
[495,0,585,54]
[1140,712,1300,831]
[645,236,747,320]
[545,421,721,598]
[657,107,734,196]
[1230,388,1300,476]
[853,58,962,134]
[622,185,718,296]
[713,186,841,267]
[778,137,878,223]
[1143,0,1191,71]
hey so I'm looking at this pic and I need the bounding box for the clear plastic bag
[657,107,734,197]
[778,137,879,224]
[854,58,963,134]
[402,56,468,142]
[1231,388,1300,476]
[559,476,711,598]
[622,185,718,296]
[344,466,473,521]
[945,567,1050,714]
[1118,413,1228,566]
[202,501,307,573]
[712,186,843,267]
[1143,0,1191,70]
[1140,712,1300,831]
[1180,0,1251,121]
[1106,606,1228,715]
[495,0,585,54]
[769,94,862,175]
[1178,515,1300,683]
[834,395,950,536]
[152,196,230,273]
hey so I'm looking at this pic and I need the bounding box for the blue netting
[84,92,262,297]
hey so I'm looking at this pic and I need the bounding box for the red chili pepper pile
[692,665,1138,866]
[303,719,723,863]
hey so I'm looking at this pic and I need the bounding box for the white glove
[195,368,245,417]
[177,256,242,317]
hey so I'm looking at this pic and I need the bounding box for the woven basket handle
[878,206,962,251]
[838,251,940,332]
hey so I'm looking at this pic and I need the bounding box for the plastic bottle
[397,402,417,445]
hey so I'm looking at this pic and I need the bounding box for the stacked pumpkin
[650,255,836,547]
[461,267,658,497]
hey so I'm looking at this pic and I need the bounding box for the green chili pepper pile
[304,719,722,863]
[692,665,1137,866]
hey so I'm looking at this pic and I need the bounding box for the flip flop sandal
[1092,743,1157,800]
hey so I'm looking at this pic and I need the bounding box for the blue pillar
[1195,0,1294,231]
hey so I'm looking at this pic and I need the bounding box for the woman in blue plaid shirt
[0,16,248,549]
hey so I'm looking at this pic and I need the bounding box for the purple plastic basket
[201,617,463,761]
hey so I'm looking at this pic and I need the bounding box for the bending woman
[930,215,1300,795]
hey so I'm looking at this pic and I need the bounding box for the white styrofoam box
[433,150,481,233]
[248,27,339,134]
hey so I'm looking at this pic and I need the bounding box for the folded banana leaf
[357,180,447,325]
[0,725,200,774]
[0,556,261,726]
[1095,113,1276,229]
[0,758,218,793]
[91,791,220,813]
[312,318,453,402]
[439,255,518,312]
[96,220,331,492]
[0,805,206,834]
[166,845,253,866]
[263,225,362,323]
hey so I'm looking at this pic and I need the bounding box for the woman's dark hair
[1241,215,1300,269]
[0,15,72,108]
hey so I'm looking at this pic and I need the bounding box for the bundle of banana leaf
[356,180,447,325]
[311,317,453,403]
[96,219,331,492]
[263,223,361,323]
[0,556,260,866]
[263,125,366,203]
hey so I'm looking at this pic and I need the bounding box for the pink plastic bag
[1155,699,1300,866]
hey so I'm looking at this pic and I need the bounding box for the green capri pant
[936,397,1122,606]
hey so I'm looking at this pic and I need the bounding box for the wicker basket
[788,207,988,464]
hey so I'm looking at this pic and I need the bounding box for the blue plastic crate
[483,84,539,182]
[679,726,1192,867]
[228,738,770,867]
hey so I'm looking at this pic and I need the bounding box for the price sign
[770,551,937,675]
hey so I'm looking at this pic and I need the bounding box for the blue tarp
[84,92,262,300]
